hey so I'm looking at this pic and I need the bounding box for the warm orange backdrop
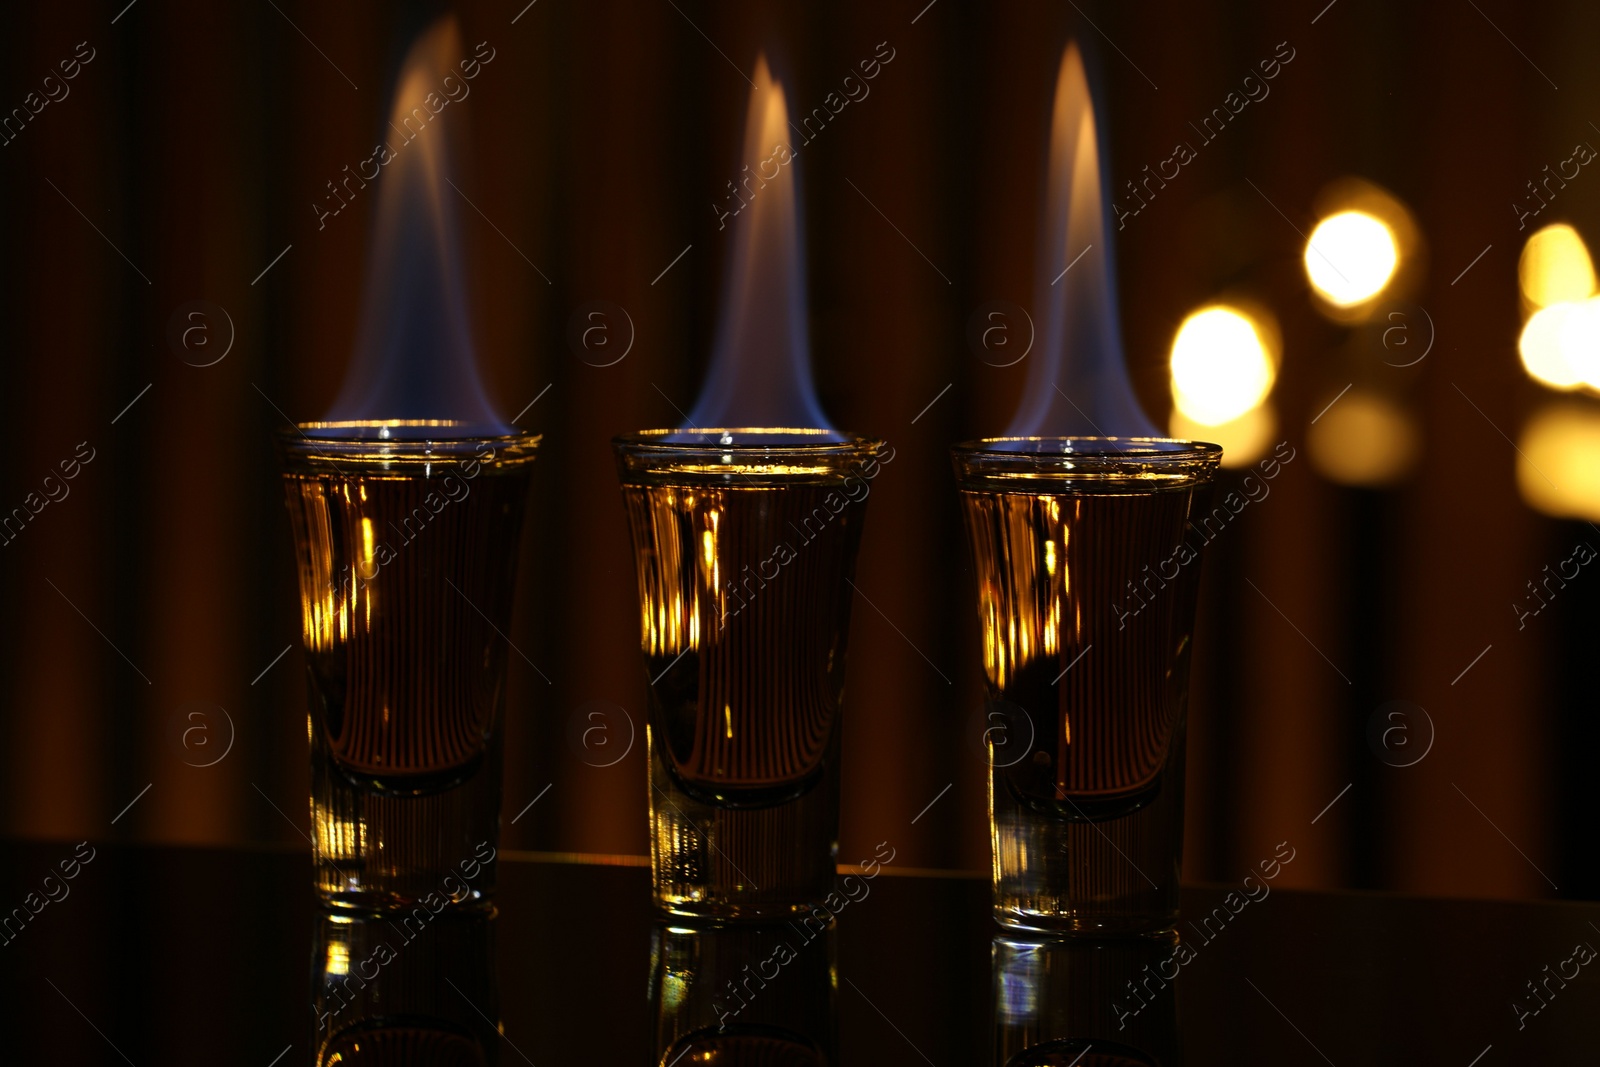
[0,0,1593,902]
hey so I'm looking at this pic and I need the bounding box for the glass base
[312,749,501,911]
[649,741,839,921]
[990,742,1184,937]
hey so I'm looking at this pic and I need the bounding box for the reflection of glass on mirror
[994,932,1179,1066]
[650,920,835,1066]
[312,905,498,1066]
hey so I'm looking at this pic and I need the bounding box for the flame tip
[689,47,827,431]
[1005,34,1157,440]
[324,9,508,435]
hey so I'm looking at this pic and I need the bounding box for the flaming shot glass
[278,421,538,909]
[953,437,1220,934]
[615,428,885,920]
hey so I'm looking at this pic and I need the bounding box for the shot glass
[615,428,886,919]
[278,421,539,909]
[953,437,1221,934]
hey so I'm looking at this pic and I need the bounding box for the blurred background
[1,0,1597,903]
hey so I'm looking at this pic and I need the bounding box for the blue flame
[315,17,511,440]
[1004,41,1157,443]
[681,56,836,441]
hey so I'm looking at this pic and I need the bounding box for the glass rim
[276,420,540,471]
[615,426,881,450]
[614,427,888,485]
[951,435,1222,460]
[952,436,1221,490]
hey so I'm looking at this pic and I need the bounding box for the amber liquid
[283,462,532,908]
[960,486,1207,933]
[622,480,866,917]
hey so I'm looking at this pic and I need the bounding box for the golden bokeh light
[1169,305,1278,426]
[1517,401,1600,521]
[1170,404,1276,467]
[1307,391,1419,487]
[1304,210,1399,308]
[1518,299,1600,390]
[1519,223,1596,310]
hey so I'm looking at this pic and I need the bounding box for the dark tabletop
[0,838,1594,1065]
